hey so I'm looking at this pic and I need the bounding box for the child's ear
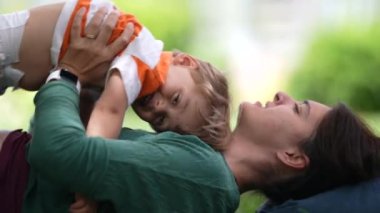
[172,53,199,69]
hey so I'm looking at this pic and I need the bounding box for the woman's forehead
[309,101,330,121]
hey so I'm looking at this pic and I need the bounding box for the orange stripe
[59,0,90,61]
[59,0,143,61]
[137,52,172,98]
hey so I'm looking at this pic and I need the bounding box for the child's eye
[171,93,180,105]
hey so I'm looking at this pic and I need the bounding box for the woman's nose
[273,91,294,105]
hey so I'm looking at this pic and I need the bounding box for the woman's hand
[59,7,134,86]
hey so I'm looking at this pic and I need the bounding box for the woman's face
[235,92,330,150]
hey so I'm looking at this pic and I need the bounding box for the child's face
[133,65,209,133]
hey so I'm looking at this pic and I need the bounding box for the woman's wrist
[58,62,81,76]
[46,68,81,92]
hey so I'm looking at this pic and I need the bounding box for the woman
[2,94,379,212]
[27,20,380,212]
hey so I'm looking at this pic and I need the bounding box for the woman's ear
[172,53,199,69]
[276,147,309,169]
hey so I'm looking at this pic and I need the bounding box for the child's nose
[154,98,167,112]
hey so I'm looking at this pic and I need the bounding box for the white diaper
[0,10,29,94]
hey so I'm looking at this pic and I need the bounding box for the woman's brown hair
[258,103,380,203]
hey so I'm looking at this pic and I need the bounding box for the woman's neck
[223,133,263,193]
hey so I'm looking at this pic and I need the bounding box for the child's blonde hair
[177,52,231,151]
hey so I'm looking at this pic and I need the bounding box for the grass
[361,112,380,134]
[237,192,267,212]
[0,90,36,130]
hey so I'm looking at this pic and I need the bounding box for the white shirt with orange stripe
[51,0,170,105]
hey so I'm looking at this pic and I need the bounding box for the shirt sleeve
[28,81,111,195]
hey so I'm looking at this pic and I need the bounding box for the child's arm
[86,69,128,138]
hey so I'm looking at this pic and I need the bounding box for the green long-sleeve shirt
[24,81,239,212]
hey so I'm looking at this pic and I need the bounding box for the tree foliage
[288,24,380,111]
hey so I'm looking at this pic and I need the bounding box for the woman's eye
[293,103,300,114]
[275,94,280,101]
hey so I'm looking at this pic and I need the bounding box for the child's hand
[59,7,134,86]
[69,194,97,213]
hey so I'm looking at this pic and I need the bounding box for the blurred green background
[1,0,380,212]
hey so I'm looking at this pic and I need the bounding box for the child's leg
[0,11,30,94]
[0,3,64,92]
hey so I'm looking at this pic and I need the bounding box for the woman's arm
[30,81,110,192]
[79,87,102,127]
[29,6,132,193]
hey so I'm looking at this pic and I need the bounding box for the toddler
[0,0,230,150]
